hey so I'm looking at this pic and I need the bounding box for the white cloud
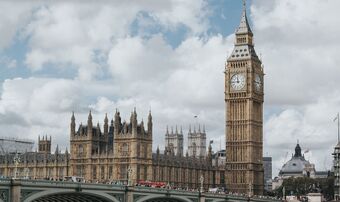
[0,1,38,50]
[265,92,340,175]
[253,0,340,175]
[20,0,209,80]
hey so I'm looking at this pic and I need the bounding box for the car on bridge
[63,176,85,183]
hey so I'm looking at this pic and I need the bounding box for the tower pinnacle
[236,0,252,35]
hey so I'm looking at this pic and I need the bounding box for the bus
[138,180,166,188]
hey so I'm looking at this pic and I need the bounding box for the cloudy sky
[0,0,339,177]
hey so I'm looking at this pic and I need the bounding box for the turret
[131,108,138,135]
[114,109,120,135]
[38,135,51,154]
[87,110,93,138]
[207,140,213,165]
[55,145,59,155]
[97,122,100,135]
[140,119,145,134]
[148,110,152,135]
[70,112,76,138]
[104,113,108,135]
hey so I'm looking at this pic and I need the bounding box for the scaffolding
[0,137,34,154]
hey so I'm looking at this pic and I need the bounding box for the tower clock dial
[254,74,262,91]
[230,73,246,90]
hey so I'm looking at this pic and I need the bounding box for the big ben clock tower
[225,1,264,195]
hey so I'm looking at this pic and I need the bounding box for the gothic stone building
[0,136,69,179]
[225,2,264,195]
[0,110,225,190]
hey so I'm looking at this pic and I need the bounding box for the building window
[76,165,83,177]
[192,143,196,157]
[120,166,127,180]
[109,166,113,179]
[144,166,147,180]
[144,144,148,158]
[101,166,105,179]
[78,145,84,157]
[93,166,97,179]
[121,143,129,156]
[59,168,64,178]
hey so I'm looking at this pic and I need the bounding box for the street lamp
[13,153,21,179]
[248,183,253,198]
[200,175,204,193]
[127,166,132,186]
[24,168,29,179]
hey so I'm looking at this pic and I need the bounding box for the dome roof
[280,144,311,175]
[280,156,310,174]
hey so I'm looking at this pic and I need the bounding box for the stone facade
[165,126,184,157]
[0,149,69,180]
[188,125,207,158]
[225,2,264,195]
[0,110,225,190]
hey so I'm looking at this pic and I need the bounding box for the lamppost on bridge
[24,168,29,179]
[127,166,132,186]
[248,183,253,199]
[13,152,21,179]
[200,175,204,193]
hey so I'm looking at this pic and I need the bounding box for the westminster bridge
[0,179,281,202]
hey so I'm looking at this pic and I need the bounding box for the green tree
[273,176,334,200]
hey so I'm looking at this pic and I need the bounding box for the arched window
[101,166,105,179]
[78,144,83,157]
[93,166,97,179]
[121,143,129,156]
[192,143,197,157]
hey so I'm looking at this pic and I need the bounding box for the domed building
[279,143,316,178]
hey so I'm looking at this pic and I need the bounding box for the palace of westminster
[0,3,265,195]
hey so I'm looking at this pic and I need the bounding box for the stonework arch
[135,194,193,202]
[23,189,120,202]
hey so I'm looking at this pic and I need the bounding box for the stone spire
[148,110,152,135]
[55,145,59,154]
[70,112,76,137]
[87,110,93,137]
[236,0,253,36]
[104,113,108,135]
[114,109,120,135]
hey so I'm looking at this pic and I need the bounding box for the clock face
[254,74,262,91]
[230,74,246,90]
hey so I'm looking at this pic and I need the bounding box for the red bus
[138,180,166,188]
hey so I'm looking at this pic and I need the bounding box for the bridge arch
[135,194,193,202]
[23,189,120,202]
